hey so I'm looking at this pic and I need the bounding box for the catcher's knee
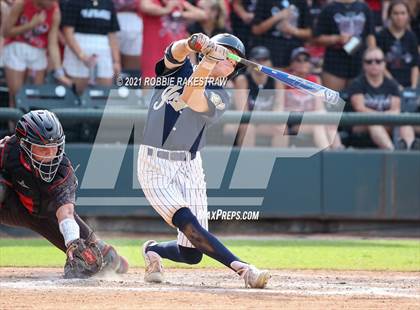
[179,246,203,265]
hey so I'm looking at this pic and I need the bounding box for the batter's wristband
[165,43,185,65]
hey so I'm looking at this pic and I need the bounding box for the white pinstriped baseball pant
[137,145,208,248]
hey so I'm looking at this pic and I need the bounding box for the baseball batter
[138,33,270,288]
[0,110,128,278]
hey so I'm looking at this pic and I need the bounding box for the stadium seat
[15,84,79,112]
[79,85,147,109]
[0,68,9,108]
[78,85,148,143]
[15,84,82,141]
[401,88,420,113]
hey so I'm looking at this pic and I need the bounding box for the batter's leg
[146,240,203,264]
[171,207,270,288]
[171,207,240,269]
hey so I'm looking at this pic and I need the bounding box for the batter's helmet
[200,33,246,79]
[16,110,65,182]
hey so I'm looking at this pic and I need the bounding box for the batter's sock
[147,241,203,265]
[172,207,243,270]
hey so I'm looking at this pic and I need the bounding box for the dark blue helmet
[200,33,246,79]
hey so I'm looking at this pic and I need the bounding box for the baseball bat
[227,53,342,106]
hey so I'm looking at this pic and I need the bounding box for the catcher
[0,110,128,278]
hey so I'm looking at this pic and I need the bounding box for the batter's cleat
[239,265,270,289]
[101,244,129,274]
[142,240,164,283]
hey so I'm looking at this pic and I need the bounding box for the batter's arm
[3,0,37,38]
[164,33,215,70]
[164,39,192,69]
[178,59,214,113]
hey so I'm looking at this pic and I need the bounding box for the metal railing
[0,107,419,126]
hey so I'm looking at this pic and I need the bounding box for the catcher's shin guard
[98,242,129,274]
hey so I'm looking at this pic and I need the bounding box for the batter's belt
[146,147,197,161]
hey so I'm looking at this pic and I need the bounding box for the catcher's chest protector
[1,137,72,217]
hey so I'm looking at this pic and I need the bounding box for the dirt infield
[0,268,419,309]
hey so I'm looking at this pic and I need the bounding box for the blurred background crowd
[0,0,419,150]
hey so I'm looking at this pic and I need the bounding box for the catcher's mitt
[64,238,103,279]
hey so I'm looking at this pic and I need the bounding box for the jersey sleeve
[47,165,78,212]
[297,0,311,29]
[408,32,419,68]
[386,78,401,97]
[109,1,120,33]
[155,57,192,77]
[347,76,364,98]
[363,3,375,37]
[252,1,271,26]
[198,87,229,125]
[313,4,333,36]
[60,0,80,27]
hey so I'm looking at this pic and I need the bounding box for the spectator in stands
[314,0,376,92]
[305,0,330,75]
[230,0,257,51]
[230,46,286,147]
[188,0,227,37]
[348,47,419,150]
[139,0,206,79]
[3,0,71,108]
[0,0,15,67]
[284,47,343,149]
[363,0,383,30]
[408,0,420,51]
[187,0,228,64]
[113,0,143,71]
[251,0,312,70]
[61,0,120,95]
[376,0,419,90]
[306,0,329,24]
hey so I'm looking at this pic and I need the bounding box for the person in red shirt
[113,0,143,70]
[3,0,71,108]
[0,0,15,67]
[139,0,206,79]
[283,47,343,149]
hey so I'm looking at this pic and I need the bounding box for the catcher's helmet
[200,33,246,79]
[15,110,65,182]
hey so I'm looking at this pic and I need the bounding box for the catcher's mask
[16,110,65,183]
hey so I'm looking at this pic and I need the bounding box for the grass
[0,238,419,271]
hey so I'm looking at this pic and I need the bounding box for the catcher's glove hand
[63,238,103,279]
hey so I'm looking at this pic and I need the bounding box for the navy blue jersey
[142,59,229,153]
